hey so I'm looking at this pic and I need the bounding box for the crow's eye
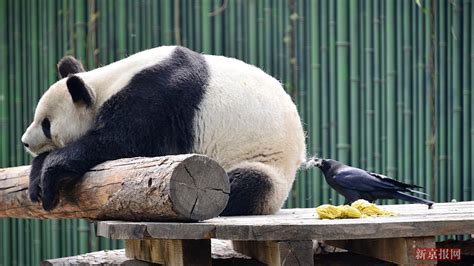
[41,118,51,139]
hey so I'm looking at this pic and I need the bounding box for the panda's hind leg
[220,162,285,216]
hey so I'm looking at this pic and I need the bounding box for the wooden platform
[97,201,474,265]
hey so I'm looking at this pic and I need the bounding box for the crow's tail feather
[407,188,428,196]
[394,191,434,207]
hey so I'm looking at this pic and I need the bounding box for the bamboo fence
[0,0,472,264]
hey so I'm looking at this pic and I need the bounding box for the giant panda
[21,46,306,215]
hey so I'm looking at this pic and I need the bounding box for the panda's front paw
[40,165,65,211]
[39,155,73,211]
[29,152,50,202]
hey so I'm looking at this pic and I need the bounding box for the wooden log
[0,154,229,221]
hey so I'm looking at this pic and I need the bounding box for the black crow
[310,158,434,207]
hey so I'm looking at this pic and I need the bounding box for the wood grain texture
[233,240,314,266]
[97,201,474,240]
[125,239,211,266]
[0,154,229,221]
[40,249,154,266]
[327,236,436,265]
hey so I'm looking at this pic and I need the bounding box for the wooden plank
[97,206,474,241]
[233,240,313,266]
[326,236,437,265]
[125,239,211,266]
[40,249,153,265]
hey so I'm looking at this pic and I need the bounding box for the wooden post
[0,154,229,221]
[125,239,211,266]
[326,236,437,265]
[233,240,314,266]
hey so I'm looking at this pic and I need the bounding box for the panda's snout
[22,141,29,148]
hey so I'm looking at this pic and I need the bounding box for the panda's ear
[66,76,95,107]
[57,56,85,79]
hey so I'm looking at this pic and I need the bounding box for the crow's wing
[332,168,405,192]
[367,172,423,189]
[333,167,406,192]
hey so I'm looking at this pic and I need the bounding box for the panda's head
[21,56,97,156]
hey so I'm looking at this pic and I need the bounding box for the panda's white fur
[195,55,305,213]
[22,46,306,214]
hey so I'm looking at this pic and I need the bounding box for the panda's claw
[41,193,59,211]
[28,185,42,203]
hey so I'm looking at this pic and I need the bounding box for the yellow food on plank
[315,204,342,219]
[315,200,397,219]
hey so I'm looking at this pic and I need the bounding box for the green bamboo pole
[471,0,474,201]
[116,0,126,58]
[12,220,17,265]
[98,0,107,64]
[380,1,387,177]
[248,0,257,64]
[25,220,31,266]
[335,0,350,203]
[257,0,264,67]
[51,220,60,258]
[212,0,222,54]
[395,0,403,188]
[7,0,13,167]
[321,0,330,203]
[310,0,321,206]
[201,0,210,53]
[451,0,462,201]
[416,5,424,189]
[386,0,396,179]
[365,0,374,172]
[78,220,89,254]
[0,0,7,165]
[264,0,271,72]
[13,0,23,166]
[328,0,338,204]
[1,219,11,266]
[33,220,41,264]
[412,3,417,190]
[0,0,8,170]
[329,0,336,159]
[438,0,447,202]
[18,219,24,265]
[360,0,366,169]
[403,0,412,186]
[373,0,381,173]
[447,0,453,201]
[336,0,349,167]
[425,0,433,201]
[411,5,417,189]
[462,0,471,200]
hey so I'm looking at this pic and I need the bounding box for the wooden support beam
[233,240,314,266]
[125,239,212,266]
[0,154,229,221]
[326,236,437,265]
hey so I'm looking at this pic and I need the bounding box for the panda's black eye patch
[41,118,51,139]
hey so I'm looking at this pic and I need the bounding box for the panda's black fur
[29,47,274,214]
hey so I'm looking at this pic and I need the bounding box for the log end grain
[170,155,230,221]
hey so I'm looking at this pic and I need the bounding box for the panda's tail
[300,156,322,169]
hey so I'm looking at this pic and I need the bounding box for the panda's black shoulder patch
[93,46,209,157]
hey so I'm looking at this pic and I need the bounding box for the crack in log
[0,185,16,190]
[6,187,28,194]
[183,165,198,188]
[183,165,200,217]
[190,194,198,217]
